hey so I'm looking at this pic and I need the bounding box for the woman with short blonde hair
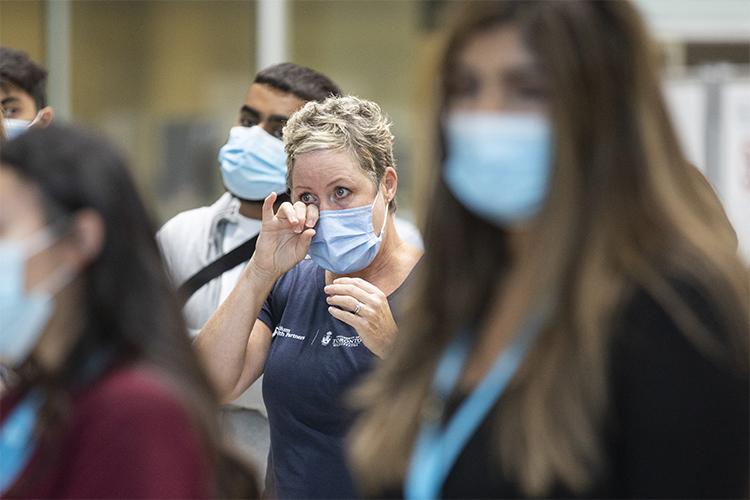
[196,95,422,498]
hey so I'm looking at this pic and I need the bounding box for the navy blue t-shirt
[259,258,407,499]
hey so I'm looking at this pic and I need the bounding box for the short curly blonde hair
[283,95,397,211]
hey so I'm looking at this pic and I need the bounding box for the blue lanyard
[0,390,43,494]
[405,311,546,500]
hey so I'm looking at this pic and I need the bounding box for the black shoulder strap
[177,235,258,306]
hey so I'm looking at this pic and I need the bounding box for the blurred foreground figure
[350,1,749,498]
[0,126,257,498]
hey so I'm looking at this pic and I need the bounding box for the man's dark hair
[0,47,48,109]
[254,62,341,103]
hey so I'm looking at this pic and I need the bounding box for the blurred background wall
[1,0,749,258]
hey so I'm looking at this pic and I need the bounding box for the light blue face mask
[0,227,69,366]
[3,118,32,141]
[308,190,388,274]
[443,112,552,227]
[218,125,288,201]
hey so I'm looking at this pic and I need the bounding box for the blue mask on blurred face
[218,125,288,201]
[308,191,388,274]
[0,226,70,367]
[3,119,32,141]
[443,112,552,227]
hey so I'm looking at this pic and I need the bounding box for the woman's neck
[460,228,536,388]
[327,214,418,294]
[32,280,85,373]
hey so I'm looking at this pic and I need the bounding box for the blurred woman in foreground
[0,126,256,498]
[350,1,749,498]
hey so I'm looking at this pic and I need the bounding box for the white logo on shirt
[320,331,362,348]
[321,331,333,346]
[273,325,305,341]
[333,335,362,348]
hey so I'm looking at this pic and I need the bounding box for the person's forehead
[0,81,33,100]
[291,149,367,187]
[243,83,307,118]
[458,26,535,73]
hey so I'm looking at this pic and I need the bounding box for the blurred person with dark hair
[0,125,258,498]
[0,47,54,140]
[157,62,422,479]
[350,1,749,498]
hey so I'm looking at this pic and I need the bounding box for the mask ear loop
[372,188,389,239]
[23,219,77,296]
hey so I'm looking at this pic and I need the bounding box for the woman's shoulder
[273,258,324,295]
[607,278,748,413]
[81,362,176,398]
[76,362,197,424]
[605,282,749,496]
[59,362,212,495]
[611,279,738,358]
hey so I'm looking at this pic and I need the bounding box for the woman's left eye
[334,187,351,199]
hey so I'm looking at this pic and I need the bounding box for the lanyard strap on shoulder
[0,390,43,494]
[405,309,548,499]
[177,235,258,306]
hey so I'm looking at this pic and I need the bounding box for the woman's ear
[70,209,105,266]
[383,167,398,204]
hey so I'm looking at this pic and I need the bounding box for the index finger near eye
[262,192,277,221]
[293,201,307,223]
[332,277,381,295]
[276,202,298,222]
[305,203,319,228]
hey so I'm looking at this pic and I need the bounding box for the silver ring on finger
[352,302,364,316]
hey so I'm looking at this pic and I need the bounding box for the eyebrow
[326,176,355,188]
[293,177,354,193]
[267,114,290,123]
[1,96,20,106]
[500,63,544,81]
[240,105,260,117]
[240,106,289,123]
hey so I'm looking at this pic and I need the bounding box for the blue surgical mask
[443,112,552,227]
[0,227,70,366]
[3,118,32,141]
[219,125,288,201]
[308,191,388,274]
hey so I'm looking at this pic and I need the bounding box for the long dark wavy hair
[1,124,257,497]
[350,1,748,496]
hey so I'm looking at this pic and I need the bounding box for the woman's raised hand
[248,192,319,281]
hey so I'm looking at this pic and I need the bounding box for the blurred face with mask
[0,163,97,372]
[218,83,307,204]
[442,26,550,229]
[1,47,55,141]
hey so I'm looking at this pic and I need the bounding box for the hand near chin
[324,277,397,358]
[248,192,319,281]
